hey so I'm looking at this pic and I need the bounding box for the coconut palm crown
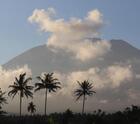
[28,101,36,115]
[74,80,96,114]
[8,73,33,116]
[0,88,7,105]
[0,88,7,115]
[35,72,61,115]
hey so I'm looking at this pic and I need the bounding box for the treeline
[0,106,140,124]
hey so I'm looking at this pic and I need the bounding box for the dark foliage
[0,88,7,116]
[0,106,140,124]
[27,102,36,115]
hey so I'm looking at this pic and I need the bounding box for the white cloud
[28,8,111,61]
[54,64,134,95]
[0,65,32,91]
[106,65,133,88]
[87,9,103,24]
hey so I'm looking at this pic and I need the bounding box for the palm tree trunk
[44,88,47,116]
[82,95,85,115]
[20,92,22,117]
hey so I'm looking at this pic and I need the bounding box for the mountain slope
[3,39,140,75]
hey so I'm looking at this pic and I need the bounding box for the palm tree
[0,88,7,105]
[0,88,7,115]
[74,80,96,115]
[35,72,61,115]
[8,73,33,116]
[27,101,36,115]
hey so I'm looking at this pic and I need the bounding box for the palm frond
[35,72,61,93]
[0,89,7,105]
[8,73,33,99]
[34,83,45,92]
[24,77,32,85]
[74,80,96,101]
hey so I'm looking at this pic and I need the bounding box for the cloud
[106,65,133,88]
[87,9,103,23]
[28,8,111,61]
[28,8,103,36]
[52,64,136,112]
[54,64,134,95]
[0,65,32,91]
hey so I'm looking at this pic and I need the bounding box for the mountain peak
[110,39,139,50]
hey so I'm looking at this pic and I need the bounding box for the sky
[0,0,139,64]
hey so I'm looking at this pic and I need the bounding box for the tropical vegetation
[74,80,96,114]
[8,73,33,116]
[27,101,36,115]
[35,72,61,115]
